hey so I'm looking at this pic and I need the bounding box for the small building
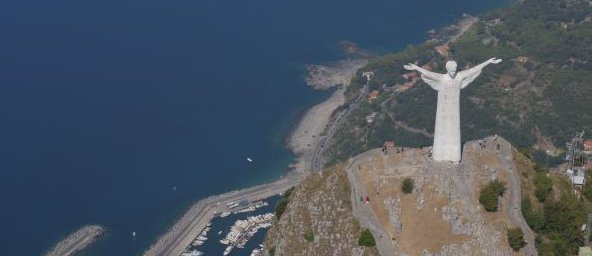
[365,112,378,123]
[362,71,374,82]
[369,90,380,101]
[584,140,592,152]
[434,44,450,57]
[516,56,529,63]
[383,141,395,148]
[573,176,585,188]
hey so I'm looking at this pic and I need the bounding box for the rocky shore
[45,225,104,256]
[304,59,367,90]
[427,14,478,44]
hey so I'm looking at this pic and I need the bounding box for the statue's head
[446,60,458,78]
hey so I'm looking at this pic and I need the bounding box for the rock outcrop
[265,137,535,256]
[264,164,379,256]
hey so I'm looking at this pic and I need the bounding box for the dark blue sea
[0,0,508,255]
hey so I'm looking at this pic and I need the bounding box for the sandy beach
[288,87,345,156]
[288,59,367,171]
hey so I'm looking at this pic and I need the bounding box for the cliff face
[266,137,536,256]
[264,163,379,256]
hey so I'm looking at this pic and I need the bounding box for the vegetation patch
[274,187,295,219]
[507,227,526,251]
[358,229,376,247]
[304,229,314,242]
[533,172,553,202]
[479,179,506,212]
[401,177,414,194]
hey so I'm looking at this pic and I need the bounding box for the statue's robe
[421,71,479,163]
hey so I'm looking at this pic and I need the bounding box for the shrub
[479,179,506,212]
[521,197,545,232]
[534,173,553,202]
[358,229,376,247]
[582,176,592,201]
[479,187,499,211]
[401,177,414,194]
[507,227,525,251]
[304,229,314,242]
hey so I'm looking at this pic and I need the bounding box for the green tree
[358,229,376,247]
[507,227,525,251]
[275,187,295,219]
[401,177,414,194]
[543,193,585,255]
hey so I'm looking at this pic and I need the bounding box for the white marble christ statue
[403,58,502,162]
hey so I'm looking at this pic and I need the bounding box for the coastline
[288,59,368,171]
[46,13,484,256]
[137,57,367,256]
[141,58,367,255]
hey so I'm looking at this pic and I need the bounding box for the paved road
[308,85,368,171]
[144,172,302,256]
[346,149,398,255]
[496,137,537,256]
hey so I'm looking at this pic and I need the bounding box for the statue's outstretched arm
[458,58,502,89]
[403,63,442,81]
[459,58,502,79]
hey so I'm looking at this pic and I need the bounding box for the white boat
[247,157,253,162]
[218,230,223,235]
[250,248,262,256]
[223,245,234,256]
[220,212,231,218]
[181,250,203,256]
[197,235,208,241]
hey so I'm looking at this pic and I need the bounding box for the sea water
[0,0,508,254]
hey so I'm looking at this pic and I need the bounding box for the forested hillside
[327,0,592,165]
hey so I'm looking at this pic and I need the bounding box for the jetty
[45,225,104,256]
[143,171,302,256]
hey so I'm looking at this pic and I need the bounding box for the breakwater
[143,172,302,256]
[45,225,104,256]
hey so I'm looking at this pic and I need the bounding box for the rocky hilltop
[264,137,537,255]
[264,162,379,256]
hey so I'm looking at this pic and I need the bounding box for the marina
[178,197,280,256]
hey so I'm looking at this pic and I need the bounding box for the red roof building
[434,44,450,57]
[584,140,592,151]
[369,90,380,101]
